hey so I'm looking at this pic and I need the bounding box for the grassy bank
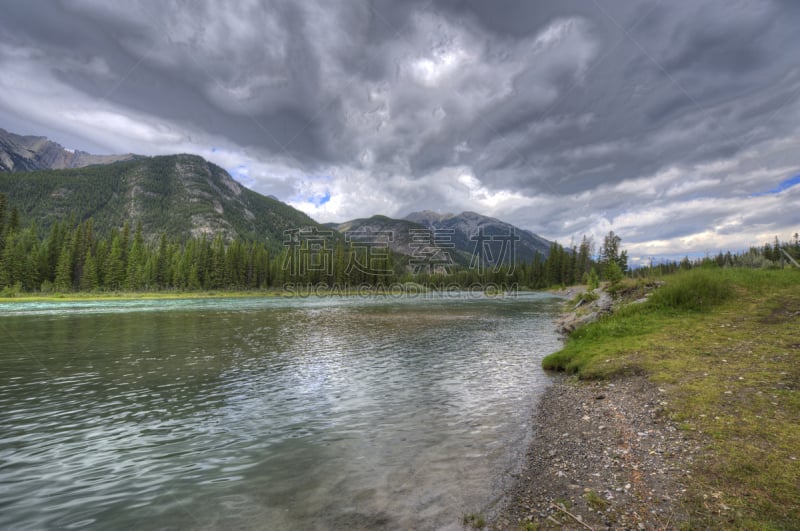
[0,282,506,303]
[0,290,290,303]
[543,268,800,528]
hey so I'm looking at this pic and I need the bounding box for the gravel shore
[491,375,700,530]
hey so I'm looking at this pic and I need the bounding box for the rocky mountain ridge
[0,128,135,172]
[403,209,553,261]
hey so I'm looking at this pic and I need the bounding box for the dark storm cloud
[0,0,798,258]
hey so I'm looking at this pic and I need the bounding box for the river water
[0,292,561,530]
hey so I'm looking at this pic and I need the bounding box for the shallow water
[0,292,561,530]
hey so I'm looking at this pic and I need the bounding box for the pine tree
[143,255,157,289]
[156,234,169,288]
[0,193,6,253]
[80,248,99,291]
[8,206,20,234]
[94,240,108,288]
[17,228,40,291]
[0,233,14,288]
[574,236,591,281]
[587,268,600,290]
[188,264,201,290]
[120,222,131,263]
[35,239,50,288]
[44,221,64,282]
[54,239,74,291]
[105,236,126,290]
[210,233,226,289]
[546,242,563,286]
[125,222,146,290]
[618,249,628,274]
[70,222,85,287]
[604,261,624,297]
[260,247,271,288]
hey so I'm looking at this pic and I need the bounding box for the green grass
[542,267,800,528]
[647,268,734,311]
[0,290,288,302]
[584,489,608,511]
[462,512,486,529]
[0,285,441,303]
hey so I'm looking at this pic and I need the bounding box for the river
[0,292,561,529]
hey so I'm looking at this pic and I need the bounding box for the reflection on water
[0,293,561,529]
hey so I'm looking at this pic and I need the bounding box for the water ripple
[0,293,561,529]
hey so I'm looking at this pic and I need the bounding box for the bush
[647,269,734,311]
[0,281,22,298]
[570,290,599,306]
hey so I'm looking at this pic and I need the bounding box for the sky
[1,0,799,263]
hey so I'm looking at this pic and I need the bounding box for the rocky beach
[492,376,697,530]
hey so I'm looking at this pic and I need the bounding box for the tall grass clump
[647,269,734,312]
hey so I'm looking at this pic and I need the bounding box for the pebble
[493,375,694,529]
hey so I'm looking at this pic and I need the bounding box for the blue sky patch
[308,191,331,206]
[753,173,800,196]
[228,164,255,187]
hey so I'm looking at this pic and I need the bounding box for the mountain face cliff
[0,128,134,172]
[332,211,554,269]
[404,210,552,262]
[328,215,429,257]
[0,154,323,250]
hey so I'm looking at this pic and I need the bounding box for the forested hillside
[0,190,612,293]
[0,154,324,250]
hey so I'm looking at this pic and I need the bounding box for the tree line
[630,233,800,277]
[0,194,633,294]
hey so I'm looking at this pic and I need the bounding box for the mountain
[328,215,430,256]
[0,154,325,250]
[331,211,554,269]
[0,128,554,263]
[0,127,135,172]
[403,210,553,263]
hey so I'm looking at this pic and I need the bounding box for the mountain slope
[0,154,324,250]
[329,215,431,256]
[0,127,134,172]
[332,211,555,269]
[404,210,553,262]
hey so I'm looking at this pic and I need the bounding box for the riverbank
[0,283,524,303]
[0,290,289,303]
[494,376,695,529]
[492,268,800,529]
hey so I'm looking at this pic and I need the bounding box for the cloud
[0,0,798,261]
[753,174,800,196]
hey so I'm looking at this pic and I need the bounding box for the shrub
[570,290,599,306]
[0,281,22,298]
